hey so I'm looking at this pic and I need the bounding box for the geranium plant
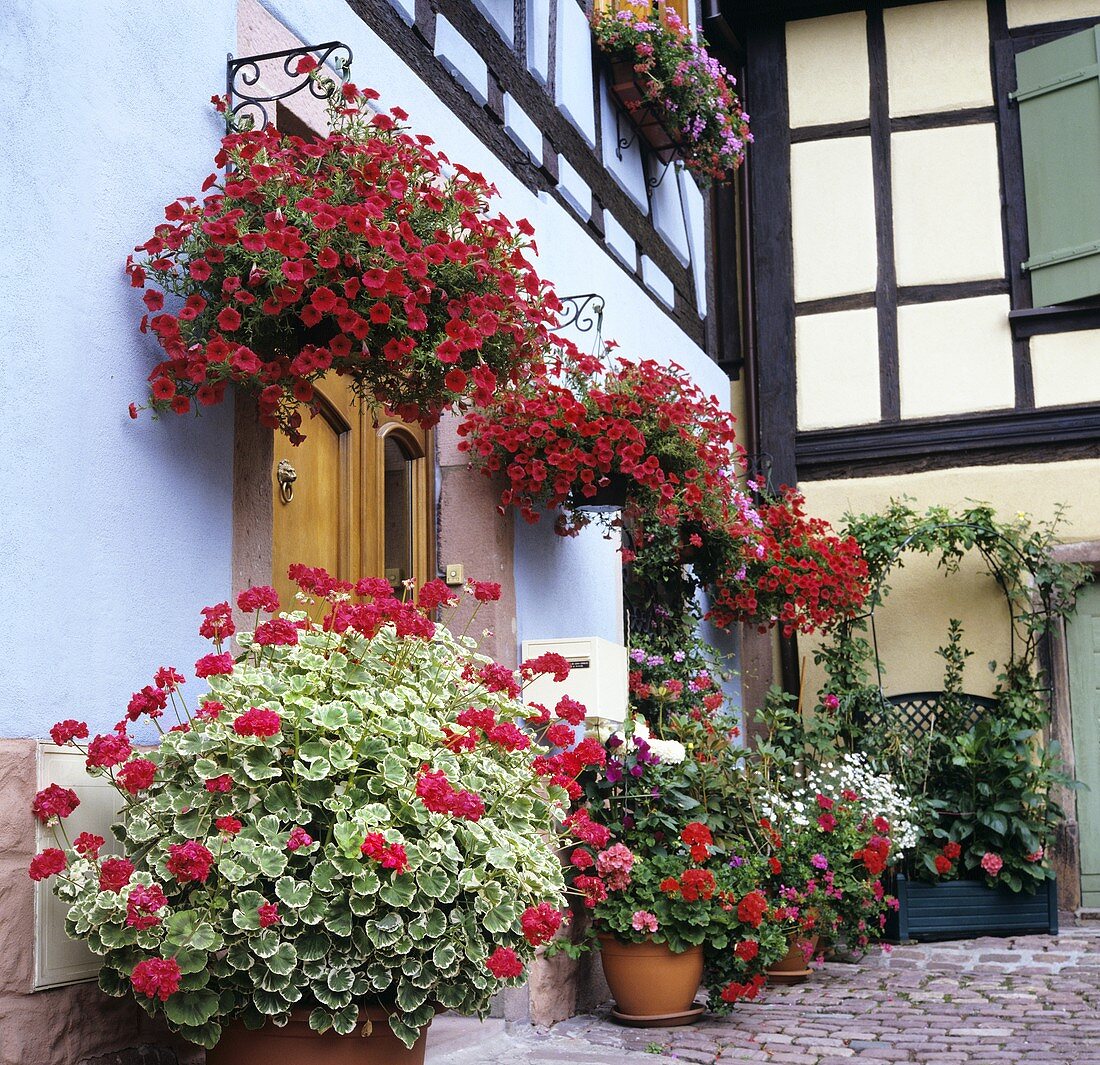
[759,756,912,958]
[591,4,752,184]
[458,343,868,636]
[30,570,589,1049]
[126,61,557,441]
[557,815,787,1010]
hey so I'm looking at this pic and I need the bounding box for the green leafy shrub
[32,571,575,1048]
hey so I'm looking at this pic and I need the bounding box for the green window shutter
[1013,25,1100,307]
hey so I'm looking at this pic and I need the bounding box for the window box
[886,873,1059,943]
[605,56,685,166]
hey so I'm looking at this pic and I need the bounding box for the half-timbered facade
[724,0,1100,918]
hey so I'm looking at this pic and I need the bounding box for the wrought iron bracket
[226,41,353,131]
[615,109,638,161]
[555,293,606,336]
[647,157,676,190]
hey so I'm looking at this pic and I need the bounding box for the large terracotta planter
[598,934,703,1026]
[766,935,817,985]
[206,1007,430,1065]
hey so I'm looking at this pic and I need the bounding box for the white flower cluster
[764,753,922,850]
[612,715,687,765]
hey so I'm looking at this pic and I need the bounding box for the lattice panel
[866,691,996,743]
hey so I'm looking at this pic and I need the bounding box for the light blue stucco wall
[0,1,239,739]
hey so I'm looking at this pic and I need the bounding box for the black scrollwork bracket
[226,41,354,131]
[743,452,776,500]
[555,293,607,335]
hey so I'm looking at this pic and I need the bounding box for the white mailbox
[521,636,629,725]
[34,743,125,989]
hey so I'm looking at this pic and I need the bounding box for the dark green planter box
[886,873,1058,942]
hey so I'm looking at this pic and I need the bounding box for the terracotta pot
[598,934,703,1017]
[206,1007,430,1065]
[766,935,817,985]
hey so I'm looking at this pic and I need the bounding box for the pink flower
[31,784,80,822]
[981,852,1003,877]
[130,957,181,1001]
[166,841,214,884]
[286,827,313,851]
[99,858,135,892]
[204,774,233,793]
[232,707,282,737]
[253,618,299,646]
[118,758,157,794]
[485,946,523,979]
[238,585,280,613]
[28,848,67,881]
[631,910,659,933]
[73,832,105,858]
[86,732,132,769]
[258,902,280,928]
[195,652,233,678]
[520,902,563,946]
[596,843,634,891]
[126,884,168,929]
[49,719,89,746]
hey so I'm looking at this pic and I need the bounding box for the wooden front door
[271,377,434,608]
[1067,580,1100,910]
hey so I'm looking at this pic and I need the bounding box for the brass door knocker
[277,459,297,504]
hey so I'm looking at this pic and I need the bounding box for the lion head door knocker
[276,459,297,504]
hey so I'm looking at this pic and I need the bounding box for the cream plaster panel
[884,1,993,116]
[786,11,870,128]
[892,125,1005,287]
[799,459,1100,700]
[791,137,877,302]
[897,295,1015,418]
[795,308,881,429]
[1007,0,1100,27]
[1031,330,1100,407]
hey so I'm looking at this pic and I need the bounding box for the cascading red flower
[126,75,557,441]
[459,343,868,636]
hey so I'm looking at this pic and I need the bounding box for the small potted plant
[590,3,752,185]
[758,755,912,975]
[559,816,786,1025]
[30,570,595,1062]
[126,60,557,442]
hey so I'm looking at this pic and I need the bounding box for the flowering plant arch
[29,571,602,1049]
[126,63,557,442]
[457,345,868,635]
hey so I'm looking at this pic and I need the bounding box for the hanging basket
[570,472,632,512]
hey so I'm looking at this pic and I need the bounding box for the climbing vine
[807,499,1090,893]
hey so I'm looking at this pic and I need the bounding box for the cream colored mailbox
[521,636,629,727]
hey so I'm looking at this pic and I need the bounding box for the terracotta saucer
[609,1004,706,1028]
[767,968,813,984]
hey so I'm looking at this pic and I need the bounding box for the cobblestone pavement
[425,926,1100,1065]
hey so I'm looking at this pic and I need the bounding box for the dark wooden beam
[429,0,700,315]
[744,20,797,486]
[796,405,1100,477]
[868,6,900,423]
[988,0,1035,410]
